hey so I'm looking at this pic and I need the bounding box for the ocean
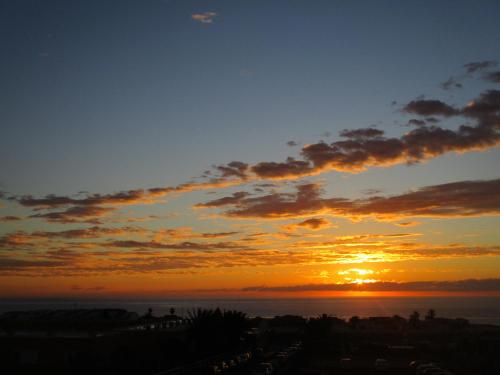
[2,297,500,325]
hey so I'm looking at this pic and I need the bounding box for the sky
[1,0,500,298]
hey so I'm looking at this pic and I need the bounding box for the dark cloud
[200,232,239,238]
[339,127,384,139]
[462,89,500,120]
[194,191,250,208]
[463,60,498,74]
[483,71,500,83]
[402,123,498,161]
[251,157,314,179]
[5,177,242,225]
[425,117,440,124]
[17,190,147,209]
[351,179,500,218]
[198,178,500,220]
[3,175,244,224]
[440,76,463,90]
[71,285,106,292]
[29,206,114,224]
[0,257,66,271]
[215,161,249,179]
[438,60,499,91]
[361,188,383,196]
[294,218,331,230]
[254,183,279,193]
[254,183,277,188]
[149,228,239,240]
[0,232,34,249]
[107,240,250,251]
[0,216,22,222]
[407,119,426,127]
[201,183,348,219]
[301,92,498,174]
[299,133,395,171]
[243,279,500,292]
[30,226,145,239]
[403,99,460,117]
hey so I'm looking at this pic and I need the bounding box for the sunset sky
[1,0,500,298]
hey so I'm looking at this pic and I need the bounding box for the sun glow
[337,268,381,284]
[338,268,375,276]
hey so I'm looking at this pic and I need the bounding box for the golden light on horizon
[353,278,378,284]
[338,268,375,276]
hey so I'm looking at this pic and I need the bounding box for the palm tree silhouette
[186,308,248,353]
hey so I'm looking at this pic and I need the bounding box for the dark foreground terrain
[1,308,499,375]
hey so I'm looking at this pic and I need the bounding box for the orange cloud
[0,239,498,278]
[395,221,421,227]
[191,12,217,24]
[0,232,35,248]
[197,178,500,220]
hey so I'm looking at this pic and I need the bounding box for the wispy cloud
[191,11,217,24]
[395,221,421,227]
[0,216,22,222]
[106,239,250,251]
[440,76,463,90]
[484,70,500,83]
[463,60,498,74]
[29,205,114,224]
[0,231,498,277]
[4,178,240,224]
[283,218,334,231]
[242,279,500,292]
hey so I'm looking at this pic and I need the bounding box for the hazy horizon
[3,296,500,326]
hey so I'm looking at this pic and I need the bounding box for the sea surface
[2,297,500,325]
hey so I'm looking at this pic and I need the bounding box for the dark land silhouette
[1,307,499,375]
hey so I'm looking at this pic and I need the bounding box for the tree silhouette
[349,315,360,330]
[409,311,420,327]
[425,309,436,320]
[186,308,248,353]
